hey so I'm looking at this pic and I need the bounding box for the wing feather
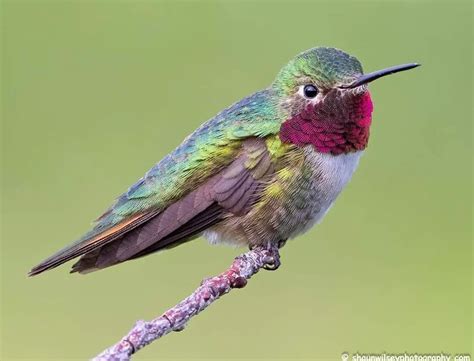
[69,138,275,273]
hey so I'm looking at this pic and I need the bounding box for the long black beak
[339,63,420,89]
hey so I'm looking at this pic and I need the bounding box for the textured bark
[93,243,281,361]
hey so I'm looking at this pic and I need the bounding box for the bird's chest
[272,147,363,240]
[304,146,362,203]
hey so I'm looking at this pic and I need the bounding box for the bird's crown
[273,47,363,92]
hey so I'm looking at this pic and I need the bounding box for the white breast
[306,147,362,198]
[287,147,363,238]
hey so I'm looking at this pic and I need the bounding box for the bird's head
[274,47,419,155]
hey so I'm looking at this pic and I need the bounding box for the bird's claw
[263,254,281,271]
[249,240,283,271]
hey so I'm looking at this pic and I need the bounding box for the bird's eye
[303,84,319,98]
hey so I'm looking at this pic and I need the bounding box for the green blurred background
[1,0,472,360]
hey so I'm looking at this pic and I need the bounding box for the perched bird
[29,47,419,276]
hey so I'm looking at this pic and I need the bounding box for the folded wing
[29,137,275,275]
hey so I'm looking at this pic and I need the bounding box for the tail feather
[28,212,157,276]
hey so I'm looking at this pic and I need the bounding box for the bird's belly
[204,147,363,246]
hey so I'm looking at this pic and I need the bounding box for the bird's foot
[248,240,283,271]
[262,241,284,271]
[262,253,280,271]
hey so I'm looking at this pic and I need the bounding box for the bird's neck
[279,92,373,155]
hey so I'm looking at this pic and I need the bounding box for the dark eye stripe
[303,84,318,98]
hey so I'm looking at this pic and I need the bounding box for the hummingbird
[29,47,419,276]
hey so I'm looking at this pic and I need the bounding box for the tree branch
[93,243,281,361]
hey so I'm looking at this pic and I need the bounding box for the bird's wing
[69,138,276,273]
[29,90,282,276]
